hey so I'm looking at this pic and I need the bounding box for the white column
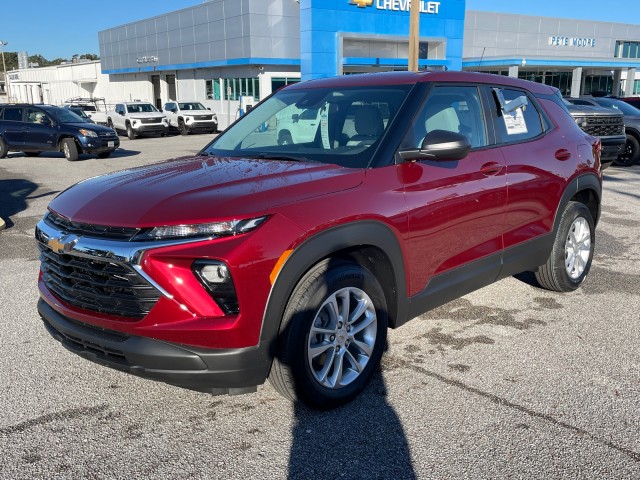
[624,68,636,96]
[570,67,582,98]
[612,70,622,96]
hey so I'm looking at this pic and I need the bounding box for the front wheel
[614,135,640,167]
[269,260,388,409]
[535,201,595,292]
[62,138,79,161]
[179,120,189,136]
[126,124,136,140]
[0,137,8,158]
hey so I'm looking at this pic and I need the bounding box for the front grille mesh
[45,212,139,240]
[140,117,163,124]
[582,117,625,137]
[39,245,160,320]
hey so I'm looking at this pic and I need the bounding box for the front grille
[45,212,139,240]
[98,132,117,138]
[583,117,625,137]
[194,115,213,120]
[140,117,163,124]
[39,245,161,320]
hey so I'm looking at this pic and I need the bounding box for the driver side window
[404,85,487,150]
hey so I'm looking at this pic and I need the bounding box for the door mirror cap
[399,130,471,162]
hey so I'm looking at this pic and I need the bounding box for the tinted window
[2,107,24,122]
[26,107,49,124]
[493,88,543,143]
[593,98,640,115]
[404,85,487,149]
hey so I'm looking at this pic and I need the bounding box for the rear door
[400,84,507,295]
[1,106,26,147]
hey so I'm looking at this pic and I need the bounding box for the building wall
[99,0,301,74]
[464,11,640,60]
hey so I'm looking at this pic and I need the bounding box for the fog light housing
[193,260,239,315]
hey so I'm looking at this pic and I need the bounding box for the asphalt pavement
[1,134,639,479]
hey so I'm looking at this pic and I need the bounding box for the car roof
[283,70,557,95]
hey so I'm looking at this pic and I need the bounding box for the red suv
[36,72,602,409]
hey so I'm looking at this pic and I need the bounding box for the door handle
[480,162,502,176]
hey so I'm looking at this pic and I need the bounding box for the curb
[0,217,5,231]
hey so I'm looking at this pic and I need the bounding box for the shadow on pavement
[0,178,40,229]
[288,374,416,480]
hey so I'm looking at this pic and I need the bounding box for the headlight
[134,216,268,241]
[78,129,98,137]
[573,116,588,128]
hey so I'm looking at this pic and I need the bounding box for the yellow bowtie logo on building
[350,0,374,7]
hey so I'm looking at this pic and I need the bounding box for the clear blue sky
[1,0,639,60]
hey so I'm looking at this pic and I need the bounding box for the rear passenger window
[493,88,543,143]
[2,107,23,122]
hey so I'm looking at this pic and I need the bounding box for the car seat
[346,105,384,147]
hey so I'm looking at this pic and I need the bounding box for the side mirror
[171,108,177,113]
[398,130,471,162]
[207,107,211,111]
[118,111,124,116]
[292,114,300,123]
[41,117,52,126]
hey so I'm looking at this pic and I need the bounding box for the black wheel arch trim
[257,220,408,377]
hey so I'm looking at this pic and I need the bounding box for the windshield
[593,98,640,116]
[178,102,206,111]
[50,108,86,123]
[127,103,158,113]
[203,84,412,168]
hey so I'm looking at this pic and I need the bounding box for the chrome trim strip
[36,219,216,299]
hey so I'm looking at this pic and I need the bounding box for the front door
[400,84,507,296]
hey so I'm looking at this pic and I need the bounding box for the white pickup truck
[106,102,169,139]
[63,97,109,125]
[162,101,218,135]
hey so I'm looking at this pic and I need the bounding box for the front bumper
[39,298,270,395]
[134,124,169,135]
[600,135,626,166]
[79,136,120,154]
[187,120,218,133]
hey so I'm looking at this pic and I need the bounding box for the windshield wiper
[251,153,311,162]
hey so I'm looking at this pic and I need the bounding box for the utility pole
[0,41,8,101]
[408,0,420,71]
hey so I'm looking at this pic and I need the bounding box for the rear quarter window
[492,88,544,144]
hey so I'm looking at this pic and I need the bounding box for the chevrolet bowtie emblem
[350,0,374,7]
[47,234,79,254]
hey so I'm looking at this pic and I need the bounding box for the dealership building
[6,0,640,129]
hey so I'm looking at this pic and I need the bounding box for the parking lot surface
[1,135,640,479]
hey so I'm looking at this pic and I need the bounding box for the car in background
[567,97,640,166]
[162,101,218,135]
[0,104,119,161]
[107,102,169,140]
[63,106,95,123]
[36,71,603,409]
[618,97,640,110]
[564,101,625,169]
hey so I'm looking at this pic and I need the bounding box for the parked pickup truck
[63,97,109,125]
[565,102,625,169]
[107,102,169,139]
[162,101,218,135]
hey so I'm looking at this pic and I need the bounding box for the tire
[107,119,115,130]
[613,134,640,167]
[23,151,41,157]
[179,120,189,136]
[62,138,79,161]
[535,201,595,292]
[269,259,388,409]
[278,131,293,146]
[126,124,136,140]
[0,137,8,158]
[97,151,111,159]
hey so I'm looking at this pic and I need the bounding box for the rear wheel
[62,138,79,161]
[126,124,136,140]
[614,135,640,167]
[0,137,8,158]
[535,201,594,292]
[269,259,387,409]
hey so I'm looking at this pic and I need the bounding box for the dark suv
[567,97,640,166]
[0,104,119,161]
[36,72,602,409]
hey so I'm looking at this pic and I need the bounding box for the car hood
[127,112,165,119]
[180,109,215,116]
[62,122,114,132]
[566,104,623,117]
[48,156,365,227]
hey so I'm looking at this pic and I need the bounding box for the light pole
[0,41,8,102]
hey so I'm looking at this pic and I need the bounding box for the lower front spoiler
[38,299,272,396]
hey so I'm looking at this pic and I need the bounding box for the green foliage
[0,51,99,71]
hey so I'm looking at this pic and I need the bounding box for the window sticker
[320,107,331,149]
[502,107,528,135]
